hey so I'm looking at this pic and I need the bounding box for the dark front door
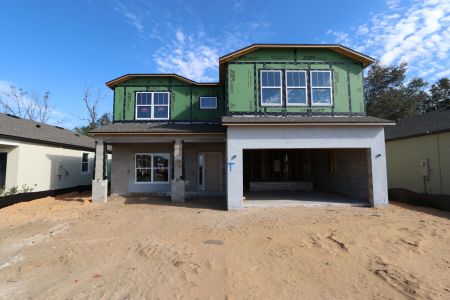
[0,153,7,187]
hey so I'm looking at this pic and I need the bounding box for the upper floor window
[260,70,282,106]
[135,92,170,120]
[310,71,332,106]
[286,70,307,106]
[200,97,217,109]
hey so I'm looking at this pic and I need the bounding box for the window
[285,70,307,106]
[135,153,170,183]
[310,71,332,106]
[81,153,89,173]
[200,97,217,109]
[136,92,170,120]
[260,70,282,106]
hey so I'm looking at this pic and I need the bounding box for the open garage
[243,148,371,207]
[224,118,390,210]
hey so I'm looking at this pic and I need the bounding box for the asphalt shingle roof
[0,113,95,150]
[90,122,226,134]
[385,107,450,141]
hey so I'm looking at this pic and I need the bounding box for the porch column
[171,139,185,202]
[92,140,108,203]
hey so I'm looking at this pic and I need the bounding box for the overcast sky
[0,0,449,128]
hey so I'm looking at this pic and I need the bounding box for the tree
[0,85,52,123]
[428,78,450,111]
[365,61,428,120]
[74,85,111,135]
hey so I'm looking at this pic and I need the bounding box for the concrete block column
[369,130,389,206]
[171,139,185,202]
[226,139,244,210]
[92,140,108,203]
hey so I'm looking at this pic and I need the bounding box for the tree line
[365,62,450,120]
[0,62,449,135]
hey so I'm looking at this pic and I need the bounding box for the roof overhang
[219,44,375,67]
[105,74,220,89]
[224,123,394,126]
[222,116,395,126]
[91,131,225,135]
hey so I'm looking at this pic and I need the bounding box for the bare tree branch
[81,84,105,127]
[0,85,52,123]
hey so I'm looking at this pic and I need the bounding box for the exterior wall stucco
[386,132,450,195]
[0,137,94,193]
[226,126,389,209]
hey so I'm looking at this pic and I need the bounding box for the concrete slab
[244,190,368,208]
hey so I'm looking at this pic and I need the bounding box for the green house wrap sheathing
[113,77,223,122]
[111,47,369,122]
[227,48,365,115]
[113,86,124,121]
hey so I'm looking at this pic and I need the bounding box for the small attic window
[200,97,217,109]
[54,125,64,130]
[35,124,41,128]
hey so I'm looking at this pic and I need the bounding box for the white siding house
[0,113,97,195]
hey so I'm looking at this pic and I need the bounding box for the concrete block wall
[312,149,370,201]
[110,142,226,195]
[110,143,172,195]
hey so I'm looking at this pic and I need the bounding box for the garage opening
[243,148,372,206]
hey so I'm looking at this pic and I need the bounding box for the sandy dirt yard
[0,193,449,300]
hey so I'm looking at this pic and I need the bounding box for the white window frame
[199,96,217,109]
[135,153,170,184]
[310,70,333,107]
[135,92,170,120]
[285,70,308,106]
[260,70,283,107]
[81,153,89,174]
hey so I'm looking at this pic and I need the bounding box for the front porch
[91,123,226,203]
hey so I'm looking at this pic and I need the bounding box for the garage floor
[244,190,368,207]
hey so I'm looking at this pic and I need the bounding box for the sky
[0,0,449,128]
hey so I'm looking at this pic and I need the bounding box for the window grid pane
[261,71,281,87]
[261,88,281,104]
[286,71,306,87]
[82,153,88,163]
[311,71,331,87]
[312,88,332,104]
[287,88,307,105]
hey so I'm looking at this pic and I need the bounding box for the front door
[198,152,222,192]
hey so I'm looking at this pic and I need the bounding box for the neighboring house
[91,44,394,209]
[0,113,96,195]
[385,107,450,196]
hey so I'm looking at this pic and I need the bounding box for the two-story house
[91,44,394,209]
